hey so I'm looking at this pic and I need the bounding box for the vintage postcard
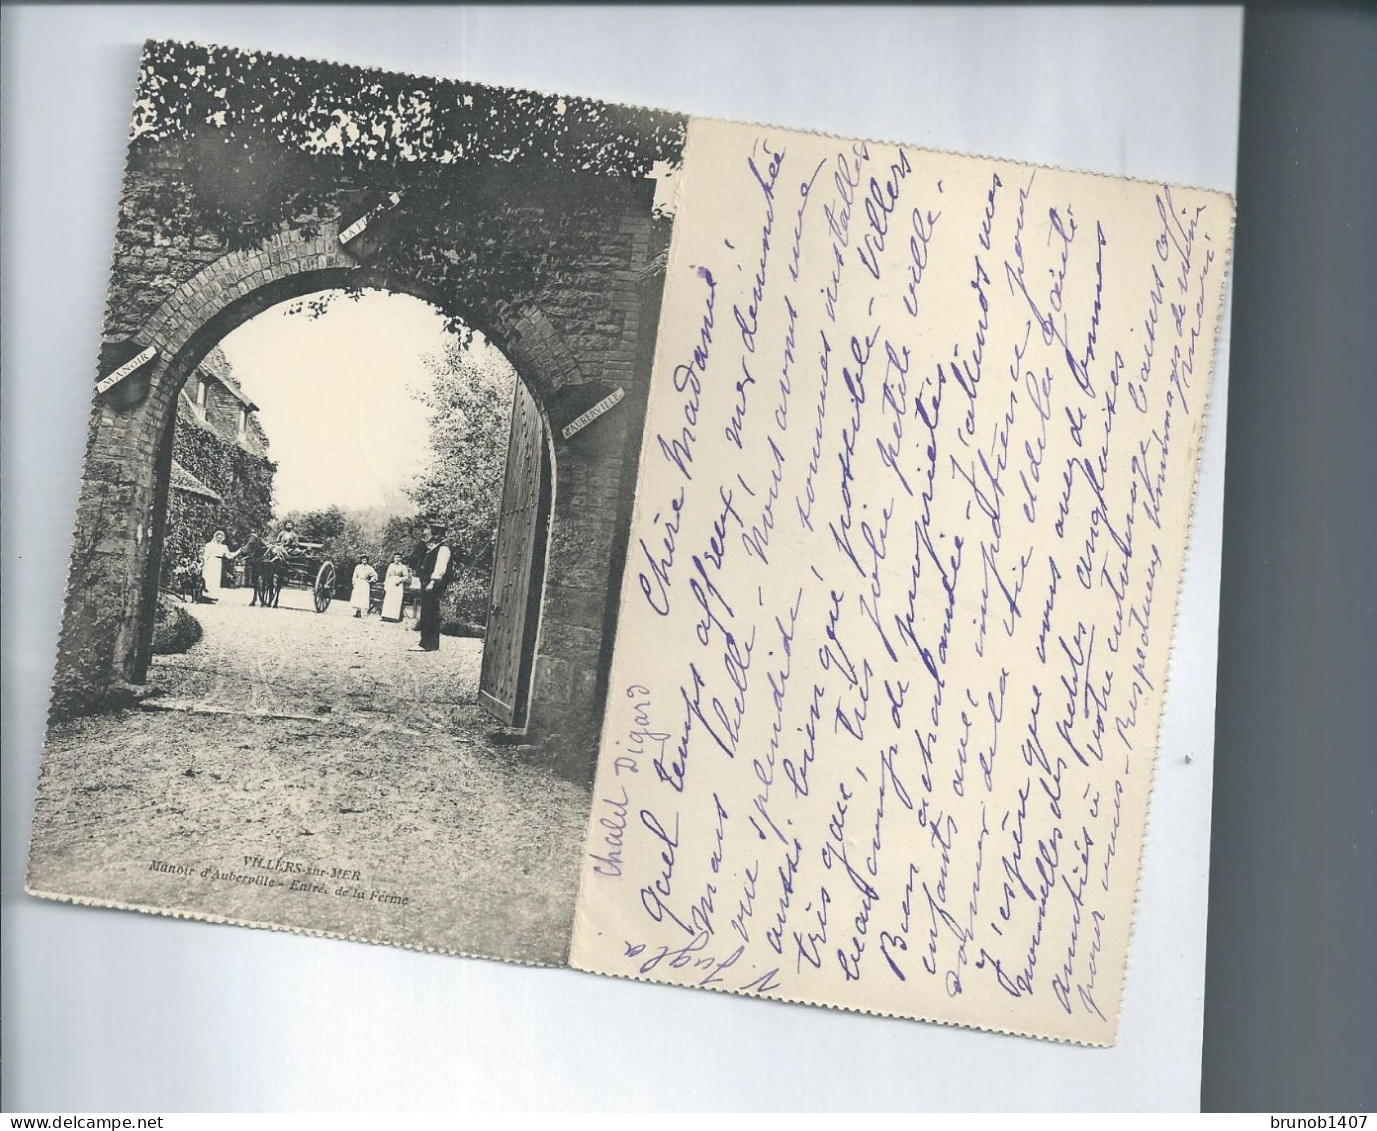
[28,41,1232,1044]
[28,40,686,967]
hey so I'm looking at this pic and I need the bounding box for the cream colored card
[571,117,1233,1044]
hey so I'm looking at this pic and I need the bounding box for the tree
[269,335,516,621]
[282,505,346,544]
[408,333,517,620]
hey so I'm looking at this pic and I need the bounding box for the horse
[243,533,289,608]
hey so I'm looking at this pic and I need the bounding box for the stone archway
[58,206,663,776]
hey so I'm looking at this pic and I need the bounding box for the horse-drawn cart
[252,540,336,613]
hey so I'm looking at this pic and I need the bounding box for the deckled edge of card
[1106,194,1237,1045]
[23,883,568,970]
[25,42,153,905]
[139,37,1228,198]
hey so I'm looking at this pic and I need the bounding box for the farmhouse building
[163,346,275,581]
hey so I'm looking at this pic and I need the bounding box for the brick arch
[61,218,650,772]
[136,223,588,433]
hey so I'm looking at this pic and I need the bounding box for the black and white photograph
[26,40,685,965]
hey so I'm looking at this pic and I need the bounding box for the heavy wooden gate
[478,380,551,727]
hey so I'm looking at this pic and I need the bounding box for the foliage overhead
[121,42,681,342]
[131,40,685,178]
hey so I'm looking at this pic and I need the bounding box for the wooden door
[478,380,550,727]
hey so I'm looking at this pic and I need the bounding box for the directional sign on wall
[561,388,625,439]
[549,379,628,443]
[339,190,404,246]
[96,341,158,408]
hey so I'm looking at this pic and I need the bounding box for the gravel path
[28,587,591,966]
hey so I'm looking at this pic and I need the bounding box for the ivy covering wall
[164,413,276,580]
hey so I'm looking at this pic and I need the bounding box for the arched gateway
[53,45,683,780]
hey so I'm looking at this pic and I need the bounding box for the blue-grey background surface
[1201,6,1377,1113]
[7,3,1353,1113]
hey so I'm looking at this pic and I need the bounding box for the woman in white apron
[201,530,238,601]
[350,556,378,617]
[381,553,411,622]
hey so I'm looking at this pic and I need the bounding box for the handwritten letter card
[571,119,1232,1044]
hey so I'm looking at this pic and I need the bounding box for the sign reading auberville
[561,387,625,440]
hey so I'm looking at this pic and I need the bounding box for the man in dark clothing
[411,522,453,652]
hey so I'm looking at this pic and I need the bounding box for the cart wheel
[314,562,335,612]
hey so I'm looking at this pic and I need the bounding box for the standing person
[381,553,411,623]
[200,530,241,602]
[350,556,378,618]
[411,523,452,652]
